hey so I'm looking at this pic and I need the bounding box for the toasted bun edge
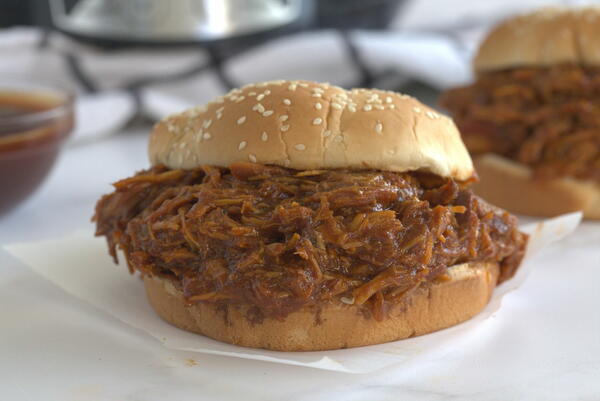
[472,154,600,219]
[144,261,499,351]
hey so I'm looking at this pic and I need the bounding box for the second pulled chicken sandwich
[441,7,600,218]
[94,80,527,351]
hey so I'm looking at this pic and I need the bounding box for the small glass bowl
[0,82,75,216]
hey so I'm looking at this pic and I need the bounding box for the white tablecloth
[1,129,599,400]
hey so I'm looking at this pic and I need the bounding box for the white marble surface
[1,130,599,400]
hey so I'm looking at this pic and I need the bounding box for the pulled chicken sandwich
[441,7,600,218]
[94,80,527,351]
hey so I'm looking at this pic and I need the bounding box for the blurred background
[1,0,597,133]
[0,0,597,239]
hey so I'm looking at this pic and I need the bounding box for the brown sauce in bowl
[0,89,74,215]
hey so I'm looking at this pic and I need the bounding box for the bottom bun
[473,154,600,219]
[144,262,499,351]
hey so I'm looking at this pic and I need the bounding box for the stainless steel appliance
[49,0,307,45]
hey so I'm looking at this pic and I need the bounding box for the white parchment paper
[3,212,581,374]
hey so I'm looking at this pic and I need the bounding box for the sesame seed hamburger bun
[149,80,474,181]
[474,7,600,73]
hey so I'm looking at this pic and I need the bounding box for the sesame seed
[363,104,373,111]
[313,117,323,125]
[323,130,332,137]
[237,116,247,125]
[280,125,290,132]
[235,96,245,103]
[312,93,322,98]
[331,103,342,110]
[256,94,265,101]
[389,104,396,109]
[299,83,309,88]
[375,123,383,134]
[248,92,256,96]
[313,87,324,93]
[216,112,223,119]
[413,107,421,113]
[288,84,297,91]
[315,102,322,110]
[262,110,274,117]
[385,96,392,103]
[283,98,292,105]
[203,133,211,139]
[294,144,306,151]
[261,132,268,141]
[279,115,289,122]
[203,119,212,129]
[340,296,354,305]
[248,154,257,163]
[216,106,224,113]
[348,105,357,112]
[238,141,247,150]
[264,90,271,95]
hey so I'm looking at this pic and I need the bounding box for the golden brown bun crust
[144,262,499,351]
[474,7,600,72]
[149,80,474,181]
[472,154,600,219]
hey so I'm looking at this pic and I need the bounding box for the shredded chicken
[94,163,527,321]
[441,64,600,181]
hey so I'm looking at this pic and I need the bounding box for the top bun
[149,80,474,181]
[474,7,600,72]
